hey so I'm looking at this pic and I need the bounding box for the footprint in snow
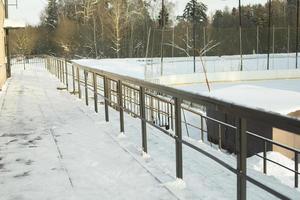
[14,171,30,178]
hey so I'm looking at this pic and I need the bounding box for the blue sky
[8,0,267,26]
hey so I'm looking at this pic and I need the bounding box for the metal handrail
[45,56,300,200]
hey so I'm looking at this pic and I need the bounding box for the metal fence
[11,56,45,69]
[45,56,300,200]
[144,53,300,79]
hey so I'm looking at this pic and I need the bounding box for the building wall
[0,1,6,89]
[273,111,300,160]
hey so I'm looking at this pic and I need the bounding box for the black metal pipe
[93,73,98,113]
[239,0,243,71]
[267,0,272,70]
[295,152,299,188]
[236,118,247,200]
[175,97,183,179]
[296,0,299,69]
[193,0,196,73]
[84,70,89,106]
[104,76,109,122]
[118,80,124,133]
[139,86,147,153]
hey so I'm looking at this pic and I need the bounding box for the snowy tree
[183,0,207,24]
[45,0,59,30]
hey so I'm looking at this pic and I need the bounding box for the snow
[176,78,300,94]
[3,19,26,29]
[72,58,147,79]
[205,85,300,115]
[72,53,300,85]
[0,63,174,200]
[249,152,300,188]
[1,61,300,199]
[164,178,186,190]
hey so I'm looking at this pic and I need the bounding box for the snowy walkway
[0,64,176,200]
[1,63,300,200]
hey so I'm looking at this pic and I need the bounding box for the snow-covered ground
[1,60,300,199]
[175,78,300,94]
[206,85,300,115]
[0,63,175,200]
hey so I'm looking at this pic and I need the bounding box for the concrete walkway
[0,63,176,200]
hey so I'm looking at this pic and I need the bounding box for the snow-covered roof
[207,85,300,115]
[3,19,26,29]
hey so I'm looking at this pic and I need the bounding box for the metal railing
[11,56,45,69]
[45,56,300,200]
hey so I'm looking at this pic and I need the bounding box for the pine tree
[183,0,207,24]
[158,4,169,28]
[45,0,58,30]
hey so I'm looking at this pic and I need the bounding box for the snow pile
[248,152,299,188]
[72,58,146,79]
[206,85,300,115]
[164,179,186,190]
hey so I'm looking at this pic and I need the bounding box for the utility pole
[256,26,259,54]
[296,0,299,69]
[172,26,175,59]
[192,0,196,73]
[160,0,165,76]
[5,0,11,78]
[239,0,243,71]
[203,27,206,56]
[267,0,272,70]
[93,15,98,58]
[288,25,290,54]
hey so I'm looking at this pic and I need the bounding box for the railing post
[52,58,58,77]
[295,152,298,188]
[61,61,63,82]
[77,67,81,99]
[59,61,61,81]
[103,76,109,122]
[84,70,89,106]
[72,65,75,94]
[174,97,183,179]
[58,61,61,81]
[200,115,204,141]
[55,60,58,78]
[118,80,125,133]
[218,123,222,149]
[139,86,147,153]
[236,117,247,200]
[93,72,98,113]
[263,141,267,174]
[61,61,64,83]
[60,61,66,84]
[65,59,69,90]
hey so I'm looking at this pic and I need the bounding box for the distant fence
[11,56,45,68]
[145,53,300,79]
[44,56,300,200]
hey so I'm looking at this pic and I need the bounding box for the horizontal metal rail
[45,56,300,200]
